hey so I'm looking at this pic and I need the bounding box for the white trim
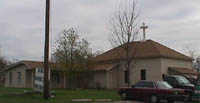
[106,64,119,71]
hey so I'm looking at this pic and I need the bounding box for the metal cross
[140,22,148,41]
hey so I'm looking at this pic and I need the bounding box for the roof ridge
[22,60,60,64]
[5,61,26,71]
[94,40,142,60]
[151,40,192,60]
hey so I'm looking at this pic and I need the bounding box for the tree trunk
[127,60,131,86]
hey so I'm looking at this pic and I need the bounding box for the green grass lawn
[0,87,120,103]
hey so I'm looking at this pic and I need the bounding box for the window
[141,69,146,80]
[176,76,190,84]
[135,81,155,88]
[124,70,129,83]
[9,72,12,84]
[35,77,43,81]
[135,81,145,87]
[17,72,21,84]
[165,76,177,84]
[156,81,173,89]
[143,81,155,88]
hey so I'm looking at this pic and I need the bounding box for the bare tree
[196,56,200,82]
[0,47,8,71]
[185,46,199,60]
[185,47,200,81]
[109,0,140,86]
[0,48,9,85]
[185,46,200,70]
[196,56,200,71]
[0,56,7,70]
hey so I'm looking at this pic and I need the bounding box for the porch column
[64,74,66,88]
[31,70,35,88]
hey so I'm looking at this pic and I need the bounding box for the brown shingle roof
[22,60,65,69]
[169,67,200,76]
[94,40,192,62]
[5,60,65,71]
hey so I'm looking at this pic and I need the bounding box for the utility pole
[43,0,50,100]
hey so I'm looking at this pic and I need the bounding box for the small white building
[4,61,66,88]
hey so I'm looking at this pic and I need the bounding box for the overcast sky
[0,0,200,61]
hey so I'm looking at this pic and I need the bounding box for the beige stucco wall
[94,58,193,89]
[94,71,106,88]
[4,65,68,89]
[160,58,193,75]
[4,65,28,88]
[105,58,162,89]
[112,63,128,88]
[106,66,119,89]
[112,58,192,88]
[129,58,162,85]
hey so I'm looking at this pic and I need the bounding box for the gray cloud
[0,0,200,61]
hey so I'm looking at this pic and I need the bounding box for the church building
[91,39,199,89]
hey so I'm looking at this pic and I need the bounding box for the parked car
[163,75,195,101]
[186,77,198,85]
[118,80,188,103]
